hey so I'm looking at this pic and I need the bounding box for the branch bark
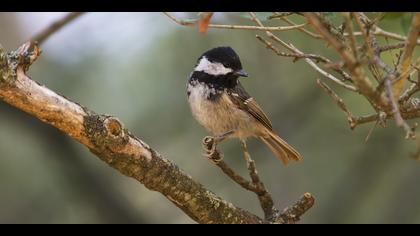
[0,42,314,224]
[0,42,262,224]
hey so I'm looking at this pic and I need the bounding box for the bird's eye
[222,63,231,69]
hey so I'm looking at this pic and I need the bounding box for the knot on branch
[83,114,129,151]
[0,41,41,85]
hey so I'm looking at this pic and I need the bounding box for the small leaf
[198,12,214,33]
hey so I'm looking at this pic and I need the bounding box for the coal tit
[187,46,301,165]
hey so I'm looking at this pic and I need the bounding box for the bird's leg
[202,130,234,163]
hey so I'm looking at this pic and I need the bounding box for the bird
[186,46,301,165]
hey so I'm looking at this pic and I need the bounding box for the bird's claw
[202,136,223,164]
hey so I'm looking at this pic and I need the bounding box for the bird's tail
[260,131,302,166]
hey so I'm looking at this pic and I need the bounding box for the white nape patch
[194,56,233,75]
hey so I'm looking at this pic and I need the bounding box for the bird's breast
[187,81,258,137]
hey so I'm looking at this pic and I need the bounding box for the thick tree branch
[0,42,314,224]
[0,42,263,224]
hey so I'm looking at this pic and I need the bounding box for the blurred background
[0,12,420,224]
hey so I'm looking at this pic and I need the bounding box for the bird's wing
[227,83,273,131]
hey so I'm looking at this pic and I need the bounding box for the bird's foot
[202,136,223,164]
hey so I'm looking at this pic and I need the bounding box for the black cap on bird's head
[195,46,248,77]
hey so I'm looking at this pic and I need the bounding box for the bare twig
[394,57,420,84]
[384,78,416,139]
[314,12,346,42]
[394,13,420,97]
[316,79,357,129]
[364,121,379,143]
[268,12,294,19]
[207,154,261,193]
[30,12,85,44]
[280,17,323,39]
[352,13,394,82]
[345,27,420,45]
[378,42,406,52]
[400,66,420,103]
[240,140,276,220]
[256,35,330,62]
[342,13,358,59]
[163,12,306,32]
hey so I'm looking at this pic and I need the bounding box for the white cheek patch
[194,56,233,75]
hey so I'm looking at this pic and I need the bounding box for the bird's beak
[234,69,249,77]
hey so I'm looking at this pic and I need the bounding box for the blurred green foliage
[0,12,420,223]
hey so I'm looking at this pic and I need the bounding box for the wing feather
[228,83,273,131]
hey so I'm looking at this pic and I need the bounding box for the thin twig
[163,12,306,31]
[353,13,394,82]
[394,57,420,84]
[256,35,329,62]
[384,78,416,139]
[342,13,358,59]
[213,158,261,193]
[240,140,276,220]
[364,120,379,143]
[399,66,420,103]
[354,114,381,126]
[268,12,294,19]
[316,79,357,129]
[314,12,346,42]
[30,12,85,44]
[378,42,406,52]
[280,17,323,39]
[345,28,420,45]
